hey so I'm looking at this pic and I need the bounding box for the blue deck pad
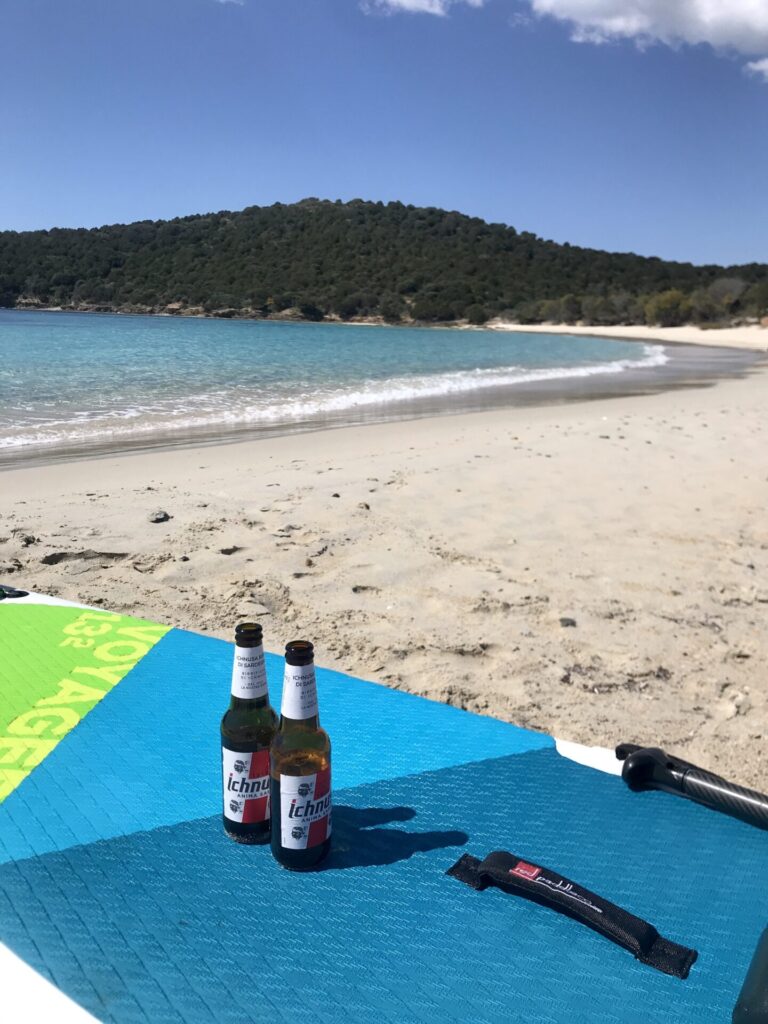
[0,628,551,864]
[1,748,764,1023]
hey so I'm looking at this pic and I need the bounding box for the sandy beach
[2,343,766,788]
[489,320,768,352]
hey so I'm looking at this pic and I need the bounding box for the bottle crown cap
[285,640,314,666]
[235,622,263,646]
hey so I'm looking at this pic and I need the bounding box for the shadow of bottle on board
[320,804,468,871]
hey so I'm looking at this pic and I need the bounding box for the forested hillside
[1,198,767,326]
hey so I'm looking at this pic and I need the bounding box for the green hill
[1,198,766,326]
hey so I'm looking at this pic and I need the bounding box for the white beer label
[222,746,271,823]
[279,769,332,850]
[230,644,268,700]
[280,663,318,720]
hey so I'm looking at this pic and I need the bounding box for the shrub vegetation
[1,198,766,325]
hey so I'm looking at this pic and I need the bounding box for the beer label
[279,769,332,850]
[222,746,270,824]
[230,644,268,700]
[280,663,318,720]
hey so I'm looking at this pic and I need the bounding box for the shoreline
[3,370,766,788]
[8,305,768,351]
[1,325,763,470]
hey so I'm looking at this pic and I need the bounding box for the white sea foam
[0,345,668,451]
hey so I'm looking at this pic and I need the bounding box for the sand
[2,362,767,788]
[489,320,768,352]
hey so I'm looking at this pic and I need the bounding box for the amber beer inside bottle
[270,640,332,870]
[220,622,277,844]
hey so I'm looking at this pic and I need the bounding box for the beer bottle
[221,622,277,844]
[270,640,332,869]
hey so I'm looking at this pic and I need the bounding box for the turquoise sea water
[0,310,667,454]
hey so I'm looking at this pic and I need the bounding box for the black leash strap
[447,850,697,979]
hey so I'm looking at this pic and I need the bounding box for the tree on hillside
[380,294,405,322]
[465,303,489,325]
[689,288,724,324]
[644,289,692,327]
[743,281,768,317]
[559,294,581,323]
[708,277,746,310]
[299,301,325,321]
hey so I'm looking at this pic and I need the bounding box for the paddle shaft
[618,745,768,832]
[682,770,768,831]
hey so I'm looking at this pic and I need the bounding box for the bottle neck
[280,660,319,726]
[230,643,269,703]
[279,712,321,731]
[229,693,270,712]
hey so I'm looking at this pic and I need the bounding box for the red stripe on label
[241,750,270,823]
[313,767,330,800]
[249,750,269,779]
[243,795,269,824]
[307,767,331,847]
[307,814,327,848]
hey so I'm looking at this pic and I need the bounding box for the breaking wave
[0,344,668,451]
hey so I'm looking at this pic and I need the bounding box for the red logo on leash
[511,861,541,881]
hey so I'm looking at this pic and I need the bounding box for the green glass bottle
[220,622,277,844]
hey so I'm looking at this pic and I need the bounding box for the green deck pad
[0,605,168,803]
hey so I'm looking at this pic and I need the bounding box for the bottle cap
[234,622,263,646]
[285,640,314,666]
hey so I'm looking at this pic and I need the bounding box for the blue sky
[1,0,766,265]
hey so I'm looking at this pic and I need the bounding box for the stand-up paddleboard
[1,591,764,1023]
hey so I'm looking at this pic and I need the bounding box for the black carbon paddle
[617,744,768,832]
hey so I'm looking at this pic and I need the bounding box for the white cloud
[746,56,768,82]
[366,0,768,80]
[365,0,483,14]
[214,0,244,5]
[509,11,534,29]
[527,1,768,57]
